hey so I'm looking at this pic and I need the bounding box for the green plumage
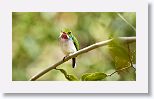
[71,35,79,51]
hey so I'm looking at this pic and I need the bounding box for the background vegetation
[12,12,136,81]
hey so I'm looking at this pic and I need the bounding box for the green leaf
[81,73,91,81]
[81,72,107,81]
[56,68,67,76]
[55,69,78,81]
[66,75,78,81]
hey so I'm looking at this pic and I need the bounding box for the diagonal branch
[117,13,136,32]
[29,37,136,81]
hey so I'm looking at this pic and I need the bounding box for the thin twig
[127,43,133,67]
[29,37,136,81]
[117,13,136,32]
[108,66,133,77]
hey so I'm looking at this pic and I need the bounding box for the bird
[59,28,79,68]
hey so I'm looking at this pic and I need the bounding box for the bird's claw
[63,55,68,61]
[63,57,65,61]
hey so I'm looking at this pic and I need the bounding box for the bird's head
[60,28,72,39]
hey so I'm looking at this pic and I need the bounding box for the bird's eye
[68,32,71,34]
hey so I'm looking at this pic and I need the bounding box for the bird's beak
[59,32,63,38]
[66,34,69,38]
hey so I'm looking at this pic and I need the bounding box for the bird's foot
[63,55,69,61]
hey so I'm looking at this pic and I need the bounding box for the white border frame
[0,0,148,93]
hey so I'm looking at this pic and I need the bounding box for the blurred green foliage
[12,12,136,81]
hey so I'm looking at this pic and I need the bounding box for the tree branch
[29,37,136,81]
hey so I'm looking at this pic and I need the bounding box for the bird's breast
[60,38,77,55]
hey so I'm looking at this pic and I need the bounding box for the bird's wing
[72,36,79,51]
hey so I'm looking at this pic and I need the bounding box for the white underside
[60,38,77,55]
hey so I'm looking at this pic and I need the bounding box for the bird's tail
[72,58,76,68]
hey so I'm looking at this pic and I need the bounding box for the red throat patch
[61,32,68,39]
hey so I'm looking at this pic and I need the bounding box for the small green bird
[59,28,79,68]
